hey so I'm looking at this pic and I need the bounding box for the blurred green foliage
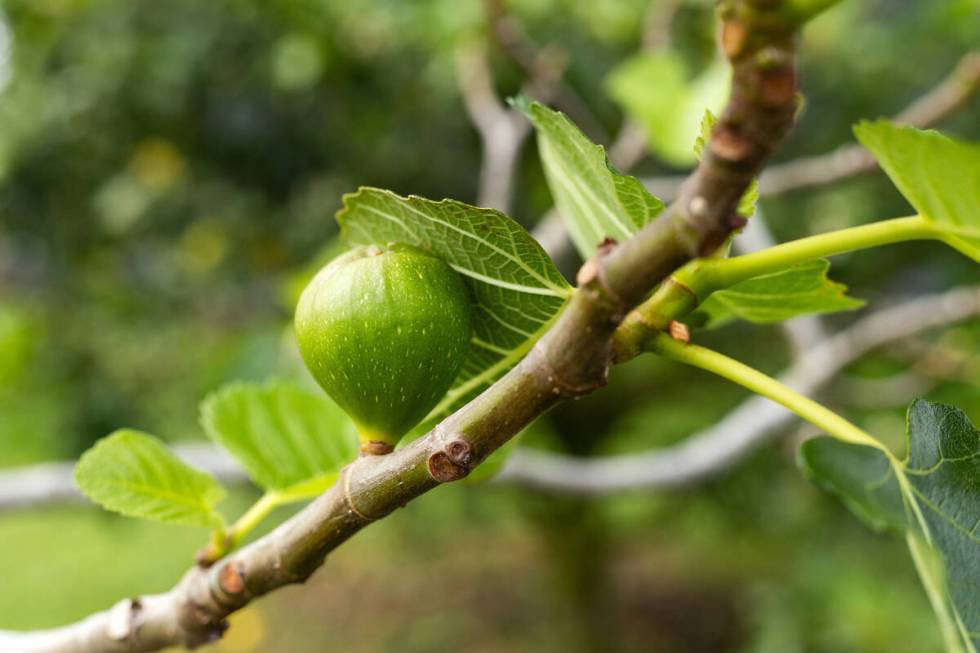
[0,0,978,651]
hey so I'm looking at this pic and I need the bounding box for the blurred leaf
[338,187,571,426]
[201,381,357,496]
[606,52,729,167]
[800,431,905,531]
[854,120,980,261]
[516,98,664,259]
[800,400,980,652]
[75,429,225,528]
[690,259,863,329]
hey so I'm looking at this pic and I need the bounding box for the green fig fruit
[295,243,472,455]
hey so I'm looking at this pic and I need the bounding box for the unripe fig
[295,243,472,455]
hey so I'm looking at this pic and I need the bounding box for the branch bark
[0,4,803,650]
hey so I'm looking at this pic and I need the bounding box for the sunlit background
[1,1,978,651]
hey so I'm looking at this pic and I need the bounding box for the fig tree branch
[0,4,803,651]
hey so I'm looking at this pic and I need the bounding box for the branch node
[758,64,797,108]
[217,561,247,598]
[709,125,755,163]
[427,450,471,482]
[668,320,691,343]
[342,466,376,522]
[721,19,749,59]
[445,439,476,467]
[359,440,395,456]
[577,238,630,317]
[106,598,141,641]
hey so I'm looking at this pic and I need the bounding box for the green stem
[613,215,941,361]
[199,491,290,564]
[647,332,885,450]
[686,215,937,296]
[228,491,286,548]
[906,531,967,653]
[650,334,975,652]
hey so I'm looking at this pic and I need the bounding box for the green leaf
[800,400,980,652]
[337,187,572,426]
[854,120,980,261]
[690,259,864,329]
[75,429,226,528]
[737,178,759,218]
[693,109,718,160]
[201,381,358,496]
[606,52,729,167]
[516,98,665,260]
[800,431,905,531]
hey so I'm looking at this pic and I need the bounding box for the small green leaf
[690,259,863,329]
[338,188,571,426]
[517,99,664,259]
[606,52,729,167]
[800,400,980,651]
[737,178,759,218]
[201,381,358,496]
[854,120,980,261]
[75,429,226,528]
[693,109,718,160]
[694,109,757,219]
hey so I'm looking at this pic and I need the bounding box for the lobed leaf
[800,400,980,651]
[201,380,358,496]
[689,259,864,329]
[338,187,572,427]
[854,120,980,261]
[516,98,665,260]
[75,429,226,528]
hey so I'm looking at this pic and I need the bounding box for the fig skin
[295,243,472,454]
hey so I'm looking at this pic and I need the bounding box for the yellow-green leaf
[75,430,225,528]
[517,98,664,259]
[854,120,980,261]
[690,259,863,329]
[201,381,358,496]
